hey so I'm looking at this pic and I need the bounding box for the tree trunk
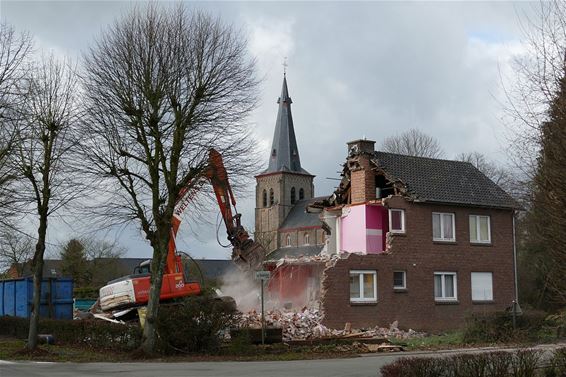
[140,236,169,354]
[26,214,47,350]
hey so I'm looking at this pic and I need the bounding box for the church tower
[255,75,315,252]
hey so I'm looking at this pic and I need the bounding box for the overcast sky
[1,1,535,260]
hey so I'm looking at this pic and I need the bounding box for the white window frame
[304,233,310,245]
[286,234,291,247]
[393,270,406,290]
[432,212,456,242]
[349,270,377,303]
[434,272,458,301]
[471,272,493,301]
[388,209,406,234]
[469,215,491,244]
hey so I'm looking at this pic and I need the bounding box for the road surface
[1,343,564,377]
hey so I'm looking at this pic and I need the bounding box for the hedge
[0,316,141,351]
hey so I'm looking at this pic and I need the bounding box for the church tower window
[299,188,305,200]
[291,187,296,204]
[262,189,267,207]
[269,188,274,206]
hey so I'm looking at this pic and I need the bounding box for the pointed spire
[264,75,310,175]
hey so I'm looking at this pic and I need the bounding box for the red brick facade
[321,195,516,332]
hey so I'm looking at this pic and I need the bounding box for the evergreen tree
[60,239,88,287]
[522,63,566,308]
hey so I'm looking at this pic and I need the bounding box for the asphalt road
[1,344,564,377]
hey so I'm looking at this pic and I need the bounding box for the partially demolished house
[257,75,518,331]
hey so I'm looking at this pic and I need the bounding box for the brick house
[315,139,519,332]
[256,75,518,331]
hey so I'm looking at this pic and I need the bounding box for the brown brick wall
[321,197,516,332]
[350,156,376,204]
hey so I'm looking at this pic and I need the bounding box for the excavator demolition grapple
[98,149,265,312]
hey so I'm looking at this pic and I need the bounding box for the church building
[254,75,325,260]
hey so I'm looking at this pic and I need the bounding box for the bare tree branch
[78,5,260,354]
[381,128,445,158]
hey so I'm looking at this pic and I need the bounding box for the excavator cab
[133,260,151,275]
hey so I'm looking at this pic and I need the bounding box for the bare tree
[79,5,259,354]
[381,128,445,158]
[0,23,33,222]
[0,230,34,277]
[10,54,80,350]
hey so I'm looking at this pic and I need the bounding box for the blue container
[0,277,74,320]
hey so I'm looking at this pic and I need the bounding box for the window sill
[472,300,495,305]
[390,231,406,236]
[470,242,492,247]
[350,301,378,306]
[435,300,459,305]
[393,288,408,293]
[433,240,457,245]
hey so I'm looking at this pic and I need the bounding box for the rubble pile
[236,308,425,342]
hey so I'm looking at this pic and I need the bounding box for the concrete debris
[236,307,425,342]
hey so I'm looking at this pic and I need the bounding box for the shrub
[155,293,237,355]
[510,349,541,377]
[380,349,541,377]
[463,310,549,344]
[543,347,566,377]
[0,315,142,351]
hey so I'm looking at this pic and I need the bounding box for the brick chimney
[347,139,376,204]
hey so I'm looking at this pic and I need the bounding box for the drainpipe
[512,211,522,323]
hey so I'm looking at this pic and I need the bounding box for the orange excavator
[99,149,265,312]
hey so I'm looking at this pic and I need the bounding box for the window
[286,234,291,247]
[269,188,274,206]
[434,272,457,301]
[304,233,310,245]
[262,190,267,207]
[469,215,491,243]
[393,271,406,289]
[432,212,455,242]
[291,187,296,204]
[471,272,493,301]
[349,270,377,303]
[299,188,305,200]
[389,209,405,233]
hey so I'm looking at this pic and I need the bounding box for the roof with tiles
[372,152,518,209]
[280,196,326,230]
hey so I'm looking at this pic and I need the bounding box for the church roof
[280,196,326,230]
[261,75,311,176]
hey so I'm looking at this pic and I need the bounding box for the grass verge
[0,337,358,363]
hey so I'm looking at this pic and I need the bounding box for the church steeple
[264,75,310,175]
[255,73,315,253]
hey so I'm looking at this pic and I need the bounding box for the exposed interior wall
[339,204,387,254]
[266,263,324,309]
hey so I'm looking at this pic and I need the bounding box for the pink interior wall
[340,205,367,253]
[340,204,387,254]
[365,205,387,253]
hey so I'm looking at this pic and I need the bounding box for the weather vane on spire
[283,56,288,76]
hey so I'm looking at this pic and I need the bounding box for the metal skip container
[0,277,74,320]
